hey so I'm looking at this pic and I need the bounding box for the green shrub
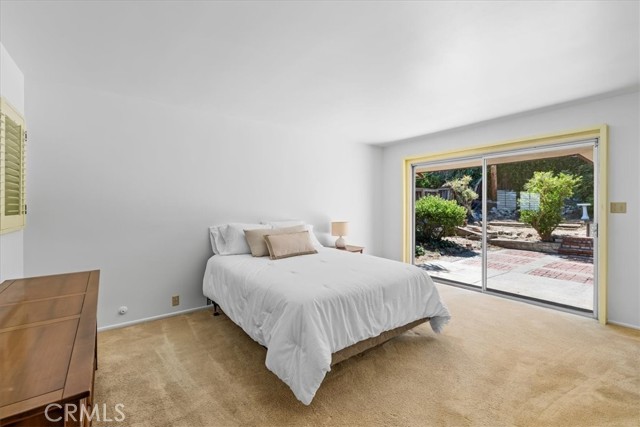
[415,195,466,243]
[415,245,426,257]
[520,171,581,242]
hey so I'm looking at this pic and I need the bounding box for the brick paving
[457,249,593,283]
[528,268,593,284]
[462,249,545,271]
[491,254,538,265]
[462,259,512,271]
[542,260,593,274]
[500,249,547,258]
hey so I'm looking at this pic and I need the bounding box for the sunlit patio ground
[417,248,594,310]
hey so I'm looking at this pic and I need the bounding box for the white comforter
[202,248,450,405]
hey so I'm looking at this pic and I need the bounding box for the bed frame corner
[206,298,221,316]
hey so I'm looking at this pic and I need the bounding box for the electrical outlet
[610,202,627,214]
[172,295,180,306]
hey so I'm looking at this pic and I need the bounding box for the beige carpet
[95,285,640,426]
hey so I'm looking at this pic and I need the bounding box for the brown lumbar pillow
[244,225,305,257]
[264,231,318,260]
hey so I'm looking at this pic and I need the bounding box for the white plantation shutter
[0,97,26,233]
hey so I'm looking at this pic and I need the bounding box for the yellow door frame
[403,125,608,324]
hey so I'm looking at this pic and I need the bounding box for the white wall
[24,81,382,328]
[0,43,25,282]
[380,91,640,328]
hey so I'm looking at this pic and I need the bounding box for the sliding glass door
[413,158,483,288]
[412,139,598,315]
[483,143,596,311]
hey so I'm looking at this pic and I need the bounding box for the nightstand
[336,245,364,254]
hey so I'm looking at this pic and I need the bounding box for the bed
[202,245,450,405]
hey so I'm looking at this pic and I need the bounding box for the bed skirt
[330,317,429,365]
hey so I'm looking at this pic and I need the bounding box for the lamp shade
[331,221,349,237]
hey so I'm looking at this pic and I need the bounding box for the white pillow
[208,225,226,255]
[261,220,323,249]
[303,224,324,249]
[220,223,271,255]
[209,223,271,255]
[262,219,304,228]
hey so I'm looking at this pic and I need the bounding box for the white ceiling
[1,1,638,145]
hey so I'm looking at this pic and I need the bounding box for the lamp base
[335,236,346,249]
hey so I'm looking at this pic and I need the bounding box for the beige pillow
[264,231,318,260]
[244,225,305,257]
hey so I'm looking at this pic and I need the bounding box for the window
[0,97,26,233]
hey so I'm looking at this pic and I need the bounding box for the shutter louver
[4,116,22,216]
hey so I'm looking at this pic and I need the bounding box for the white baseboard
[97,305,211,332]
[607,320,640,330]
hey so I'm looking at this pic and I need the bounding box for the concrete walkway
[418,248,594,310]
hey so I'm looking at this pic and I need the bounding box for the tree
[415,195,467,243]
[415,167,481,189]
[519,171,582,241]
[444,175,479,222]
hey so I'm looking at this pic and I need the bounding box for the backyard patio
[418,247,594,310]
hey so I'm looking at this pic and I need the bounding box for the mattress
[202,248,450,405]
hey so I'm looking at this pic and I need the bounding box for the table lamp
[331,221,349,249]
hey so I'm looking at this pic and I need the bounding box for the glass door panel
[413,158,483,287]
[484,145,596,311]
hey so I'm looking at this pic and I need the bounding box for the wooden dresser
[0,271,99,427]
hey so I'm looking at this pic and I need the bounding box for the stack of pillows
[209,220,323,260]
